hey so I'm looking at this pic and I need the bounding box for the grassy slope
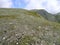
[32,9,60,23]
[0,8,60,45]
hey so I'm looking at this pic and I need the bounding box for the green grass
[19,35,33,45]
[0,8,60,45]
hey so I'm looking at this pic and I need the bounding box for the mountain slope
[55,13,60,23]
[33,9,60,23]
[0,8,60,45]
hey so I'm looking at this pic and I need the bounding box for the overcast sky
[0,0,60,13]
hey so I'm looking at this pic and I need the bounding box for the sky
[0,0,60,13]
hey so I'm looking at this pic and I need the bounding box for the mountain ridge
[32,9,60,23]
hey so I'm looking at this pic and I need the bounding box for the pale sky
[0,0,60,13]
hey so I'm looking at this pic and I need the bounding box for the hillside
[55,13,60,23]
[33,9,60,23]
[0,8,60,45]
